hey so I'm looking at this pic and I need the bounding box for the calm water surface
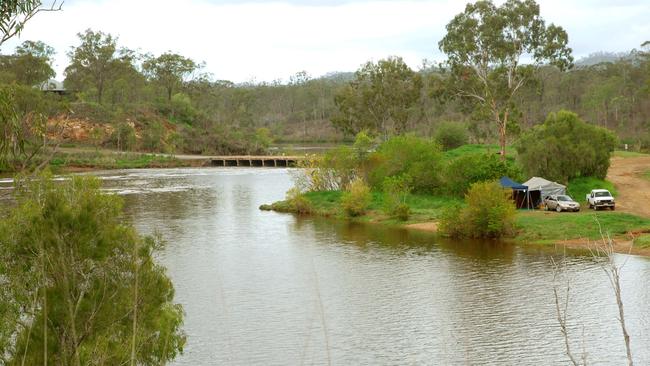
[2,168,649,365]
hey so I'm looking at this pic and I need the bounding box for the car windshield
[595,191,611,197]
[557,195,572,202]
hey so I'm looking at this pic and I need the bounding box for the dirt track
[607,156,650,218]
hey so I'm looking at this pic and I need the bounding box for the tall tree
[439,0,573,159]
[332,56,422,137]
[65,29,134,104]
[143,52,198,102]
[0,40,56,85]
[0,0,62,46]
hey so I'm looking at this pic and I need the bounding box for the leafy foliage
[65,29,140,104]
[434,121,469,151]
[368,135,443,193]
[439,181,516,238]
[341,178,372,217]
[0,174,185,364]
[332,56,422,137]
[143,53,199,102]
[382,174,412,220]
[516,110,618,182]
[443,152,523,197]
[439,0,573,158]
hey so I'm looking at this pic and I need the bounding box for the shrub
[382,174,412,220]
[170,93,196,124]
[515,110,618,183]
[142,121,166,152]
[368,135,443,193]
[341,178,372,217]
[109,122,137,151]
[434,122,469,151]
[439,181,516,238]
[292,132,375,192]
[443,153,523,197]
[392,203,411,221]
[285,187,313,214]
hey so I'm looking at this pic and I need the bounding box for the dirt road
[607,156,650,218]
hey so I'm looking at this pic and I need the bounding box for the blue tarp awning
[499,176,528,191]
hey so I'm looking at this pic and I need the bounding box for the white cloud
[2,0,648,83]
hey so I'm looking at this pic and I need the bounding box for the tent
[499,177,533,209]
[523,177,566,207]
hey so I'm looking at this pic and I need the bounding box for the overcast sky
[2,0,649,83]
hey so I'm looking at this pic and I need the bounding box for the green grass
[612,150,649,158]
[49,151,186,171]
[515,210,650,243]
[280,190,461,223]
[566,176,617,202]
[634,235,650,249]
[265,187,650,246]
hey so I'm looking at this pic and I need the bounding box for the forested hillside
[1,29,649,156]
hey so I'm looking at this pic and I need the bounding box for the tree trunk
[494,106,508,161]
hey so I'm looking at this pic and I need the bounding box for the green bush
[516,110,618,183]
[285,187,313,214]
[443,153,523,197]
[170,93,196,124]
[382,174,412,220]
[142,121,166,152]
[393,203,411,221]
[341,178,372,217]
[109,122,137,151]
[368,135,443,193]
[434,122,468,151]
[439,181,516,238]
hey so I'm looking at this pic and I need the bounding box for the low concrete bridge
[207,155,304,167]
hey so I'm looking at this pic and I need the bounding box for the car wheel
[611,206,615,211]
[556,206,562,212]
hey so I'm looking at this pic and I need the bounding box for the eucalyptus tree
[439,0,573,159]
[332,56,422,138]
[143,52,199,102]
[0,0,62,46]
[65,29,136,104]
[0,40,56,86]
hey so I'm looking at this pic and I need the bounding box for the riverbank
[260,189,650,257]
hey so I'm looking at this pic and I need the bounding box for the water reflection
[2,167,649,365]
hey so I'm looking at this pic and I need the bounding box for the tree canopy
[439,0,573,159]
[143,52,199,102]
[65,29,137,104]
[515,110,618,183]
[332,56,422,138]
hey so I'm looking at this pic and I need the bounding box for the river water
[2,167,650,365]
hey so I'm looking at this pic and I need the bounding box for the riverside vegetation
[1,1,649,173]
[261,112,650,246]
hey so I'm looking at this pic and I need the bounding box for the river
[2,167,650,364]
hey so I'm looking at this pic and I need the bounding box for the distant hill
[575,51,635,66]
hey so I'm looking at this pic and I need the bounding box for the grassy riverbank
[49,150,192,172]
[261,189,650,254]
